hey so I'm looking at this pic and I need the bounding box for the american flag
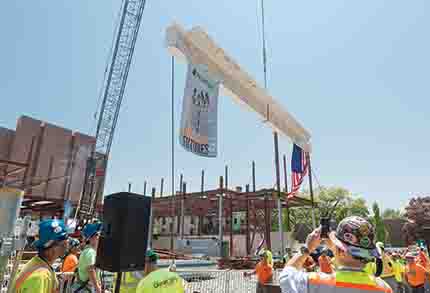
[287,144,308,198]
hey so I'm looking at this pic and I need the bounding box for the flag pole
[306,152,316,229]
[283,154,290,232]
[259,0,283,256]
[274,132,284,255]
[170,56,175,252]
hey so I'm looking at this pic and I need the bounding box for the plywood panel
[0,127,15,177]
[35,123,72,200]
[67,132,94,203]
[9,116,44,189]
[0,127,14,160]
[4,115,97,207]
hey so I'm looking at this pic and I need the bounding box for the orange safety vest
[318,255,334,274]
[406,262,426,287]
[308,270,392,293]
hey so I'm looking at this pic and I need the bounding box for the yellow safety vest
[114,271,145,293]
[308,270,392,293]
[10,256,58,293]
[364,262,377,275]
[392,261,405,283]
[136,269,185,293]
[266,250,273,267]
[380,254,394,278]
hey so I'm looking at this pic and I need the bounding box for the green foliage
[372,202,386,242]
[285,186,370,232]
[317,187,370,223]
[382,208,403,219]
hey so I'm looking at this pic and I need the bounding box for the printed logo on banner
[180,64,220,157]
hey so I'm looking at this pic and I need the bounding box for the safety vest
[266,250,273,267]
[136,269,185,293]
[392,261,405,283]
[114,271,145,293]
[308,269,392,293]
[406,262,426,287]
[380,254,394,278]
[10,256,59,293]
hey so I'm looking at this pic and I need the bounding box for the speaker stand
[115,272,122,293]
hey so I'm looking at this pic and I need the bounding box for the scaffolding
[151,184,313,256]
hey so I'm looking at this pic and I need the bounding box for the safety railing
[178,269,281,293]
[56,269,282,293]
[56,272,74,293]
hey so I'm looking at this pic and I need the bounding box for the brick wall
[1,115,101,206]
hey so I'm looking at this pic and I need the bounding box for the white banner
[180,64,219,157]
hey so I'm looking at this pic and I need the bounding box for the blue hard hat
[82,222,102,240]
[33,220,69,250]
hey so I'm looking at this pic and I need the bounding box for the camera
[320,217,330,239]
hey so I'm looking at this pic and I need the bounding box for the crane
[76,0,147,222]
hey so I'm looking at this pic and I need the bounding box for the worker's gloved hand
[305,227,321,253]
[324,232,336,252]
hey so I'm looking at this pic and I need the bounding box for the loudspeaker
[96,192,152,272]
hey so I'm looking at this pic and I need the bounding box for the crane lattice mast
[77,0,147,221]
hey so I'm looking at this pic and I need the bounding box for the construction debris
[153,249,192,260]
[217,257,257,270]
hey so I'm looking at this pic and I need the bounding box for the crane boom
[77,0,147,221]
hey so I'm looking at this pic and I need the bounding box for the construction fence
[57,270,282,293]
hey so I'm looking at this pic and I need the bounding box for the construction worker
[10,219,69,292]
[418,247,430,269]
[244,249,273,293]
[303,254,316,272]
[136,249,185,293]
[265,249,273,267]
[405,252,428,293]
[62,238,81,273]
[392,253,406,293]
[73,222,102,293]
[60,237,81,291]
[114,270,145,293]
[280,216,392,293]
[318,250,334,274]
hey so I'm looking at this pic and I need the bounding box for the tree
[402,196,430,245]
[382,208,403,219]
[372,202,386,242]
[287,186,370,232]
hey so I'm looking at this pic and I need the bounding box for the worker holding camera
[279,216,392,293]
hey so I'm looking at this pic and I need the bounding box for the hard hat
[82,222,102,240]
[146,249,159,262]
[33,220,69,250]
[258,249,267,258]
[329,216,378,260]
[68,238,81,248]
[376,242,385,250]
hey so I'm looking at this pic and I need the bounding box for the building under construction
[151,181,314,257]
[0,115,104,218]
[0,115,314,257]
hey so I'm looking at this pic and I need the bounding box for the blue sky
[1,1,428,210]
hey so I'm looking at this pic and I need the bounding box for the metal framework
[0,159,28,188]
[77,0,147,220]
[151,188,313,256]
